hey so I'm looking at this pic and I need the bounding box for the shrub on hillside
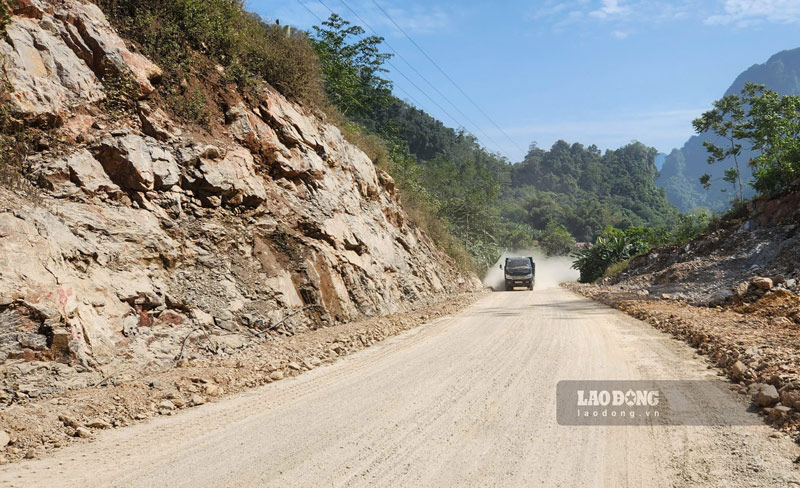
[571,212,711,283]
[571,228,651,283]
[97,0,327,108]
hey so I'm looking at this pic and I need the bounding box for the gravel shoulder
[569,282,800,444]
[1,286,799,487]
[0,292,482,464]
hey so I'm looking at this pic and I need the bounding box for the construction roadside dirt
[0,292,481,465]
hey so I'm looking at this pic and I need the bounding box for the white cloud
[380,4,452,34]
[527,0,800,32]
[611,29,629,39]
[705,0,800,26]
[590,0,628,19]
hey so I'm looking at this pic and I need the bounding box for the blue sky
[246,0,800,162]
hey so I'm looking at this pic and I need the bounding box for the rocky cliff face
[0,0,480,378]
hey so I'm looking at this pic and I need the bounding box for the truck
[501,256,535,291]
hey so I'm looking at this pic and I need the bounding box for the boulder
[708,289,733,306]
[758,384,780,407]
[780,390,800,409]
[733,281,750,297]
[93,134,179,191]
[61,149,120,194]
[193,147,267,206]
[751,277,773,290]
[731,360,748,380]
[768,405,792,422]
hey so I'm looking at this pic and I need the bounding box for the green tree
[695,83,800,197]
[540,222,575,256]
[693,94,747,202]
[741,83,800,193]
[312,14,393,119]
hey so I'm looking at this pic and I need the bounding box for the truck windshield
[506,258,531,271]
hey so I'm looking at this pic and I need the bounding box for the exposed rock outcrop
[0,0,480,393]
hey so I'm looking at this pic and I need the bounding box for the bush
[1,1,11,33]
[600,259,630,281]
[96,0,328,110]
[571,228,650,283]
[571,212,711,283]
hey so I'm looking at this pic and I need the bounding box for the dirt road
[2,287,799,487]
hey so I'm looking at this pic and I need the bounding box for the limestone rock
[192,147,266,206]
[751,277,773,290]
[53,1,162,96]
[226,102,290,162]
[0,0,478,395]
[64,150,120,194]
[94,134,179,191]
[758,384,780,407]
[138,102,177,141]
[0,16,103,124]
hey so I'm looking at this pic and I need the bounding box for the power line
[294,0,325,23]
[298,0,509,158]
[333,0,513,159]
[312,0,470,132]
[370,0,526,157]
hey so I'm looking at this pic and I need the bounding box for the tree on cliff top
[312,14,393,120]
[695,83,800,198]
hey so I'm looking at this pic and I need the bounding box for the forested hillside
[308,13,684,270]
[505,141,677,242]
[657,47,800,212]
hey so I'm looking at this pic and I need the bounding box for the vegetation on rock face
[0,41,38,192]
[96,0,328,115]
[0,1,11,32]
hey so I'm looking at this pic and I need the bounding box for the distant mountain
[657,48,800,212]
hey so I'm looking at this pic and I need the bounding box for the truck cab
[501,257,535,291]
